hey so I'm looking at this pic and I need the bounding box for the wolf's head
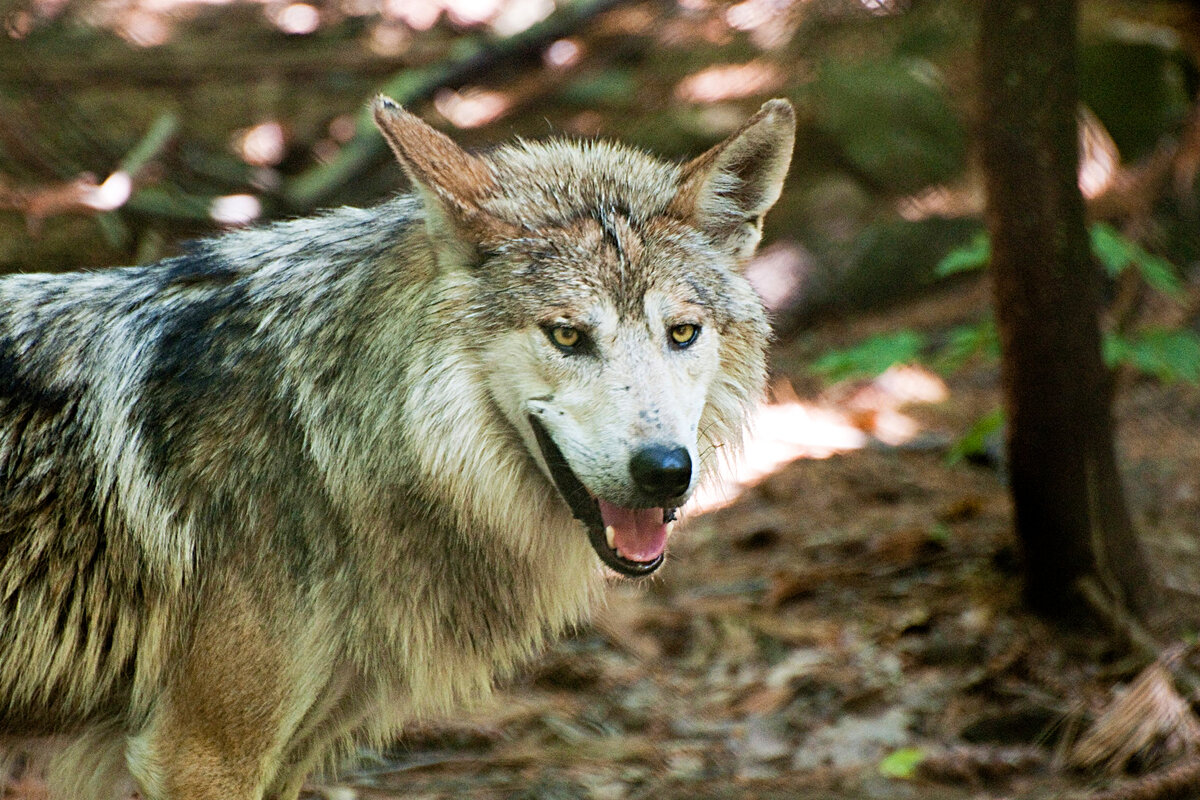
[374,97,792,577]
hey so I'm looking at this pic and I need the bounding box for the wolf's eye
[669,323,700,349]
[548,326,582,351]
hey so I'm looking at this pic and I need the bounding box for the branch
[281,0,631,211]
[0,111,181,232]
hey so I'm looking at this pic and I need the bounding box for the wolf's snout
[629,444,692,500]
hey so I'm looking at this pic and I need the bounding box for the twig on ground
[1077,757,1200,800]
[1070,657,1200,774]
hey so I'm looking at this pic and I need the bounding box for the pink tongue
[597,500,670,562]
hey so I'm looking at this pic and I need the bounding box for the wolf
[0,95,794,799]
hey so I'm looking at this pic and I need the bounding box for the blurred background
[4,1,1200,798]
[4,0,1195,327]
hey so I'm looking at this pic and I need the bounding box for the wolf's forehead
[495,214,730,321]
[483,139,682,226]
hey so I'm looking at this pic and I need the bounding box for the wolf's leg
[266,676,379,800]
[125,581,302,800]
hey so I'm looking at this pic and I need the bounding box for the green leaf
[879,747,927,779]
[947,408,1005,466]
[559,69,637,105]
[1089,223,1183,298]
[1132,251,1184,298]
[935,231,991,277]
[1090,222,1138,278]
[809,331,927,382]
[1104,328,1200,384]
[935,318,999,374]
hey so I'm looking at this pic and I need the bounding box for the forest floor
[307,279,1200,800]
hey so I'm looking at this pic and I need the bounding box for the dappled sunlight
[689,398,866,515]
[271,2,321,34]
[898,107,1121,220]
[235,121,287,167]
[81,171,133,211]
[674,60,784,104]
[209,193,262,226]
[688,365,949,515]
[434,87,513,128]
[743,240,813,314]
[14,0,568,42]
[1078,106,1118,200]
[543,37,582,69]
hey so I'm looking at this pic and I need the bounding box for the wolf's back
[0,201,413,734]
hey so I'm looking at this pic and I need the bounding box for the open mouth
[528,415,676,577]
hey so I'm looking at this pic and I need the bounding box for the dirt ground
[301,280,1200,800]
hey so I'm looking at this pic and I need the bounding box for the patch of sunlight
[82,171,133,211]
[272,2,321,35]
[688,398,868,514]
[1078,106,1118,200]
[434,87,512,129]
[210,194,262,226]
[674,61,784,104]
[543,37,582,69]
[235,121,287,167]
[689,365,949,514]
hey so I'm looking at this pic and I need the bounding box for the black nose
[629,445,692,500]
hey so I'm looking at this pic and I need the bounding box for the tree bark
[977,0,1157,618]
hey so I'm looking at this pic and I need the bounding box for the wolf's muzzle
[527,415,668,577]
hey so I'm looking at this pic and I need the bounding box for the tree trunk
[977,0,1157,618]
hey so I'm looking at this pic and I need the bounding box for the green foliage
[936,224,1184,300]
[810,320,995,385]
[808,331,926,381]
[1103,328,1200,384]
[947,408,1005,466]
[934,230,990,277]
[1090,222,1184,299]
[934,319,999,374]
[878,747,927,779]
[809,58,967,194]
[810,228,1194,390]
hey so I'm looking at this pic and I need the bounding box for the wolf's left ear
[372,96,517,264]
[670,99,795,262]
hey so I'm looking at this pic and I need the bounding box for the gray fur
[0,98,793,799]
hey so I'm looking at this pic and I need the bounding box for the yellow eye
[550,326,580,349]
[670,323,699,348]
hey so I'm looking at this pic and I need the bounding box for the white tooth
[666,521,675,537]
[605,525,615,549]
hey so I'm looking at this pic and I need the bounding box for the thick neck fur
[206,197,604,716]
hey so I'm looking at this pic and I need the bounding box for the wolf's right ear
[669,99,795,263]
[372,96,517,264]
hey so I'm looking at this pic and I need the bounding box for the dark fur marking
[137,272,256,476]
[0,335,73,415]
[138,252,342,581]
[595,204,636,254]
[684,278,715,308]
[160,245,241,288]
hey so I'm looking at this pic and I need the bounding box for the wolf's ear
[372,96,516,264]
[670,99,795,262]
